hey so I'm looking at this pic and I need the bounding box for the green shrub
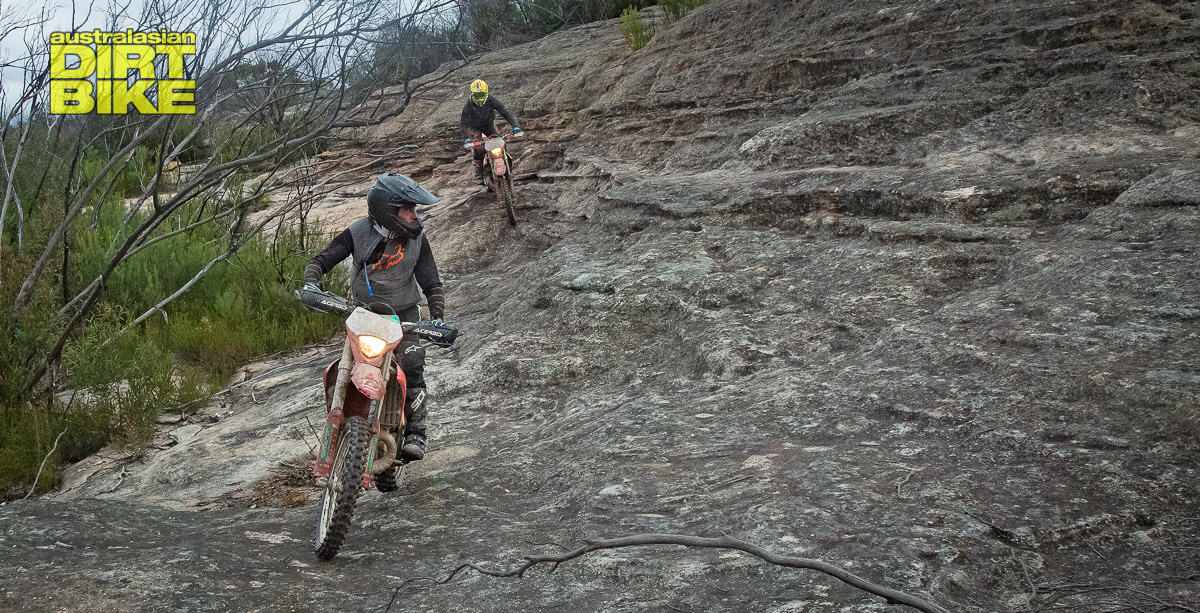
[619,0,705,51]
[1,194,344,498]
[660,0,709,23]
[620,7,655,51]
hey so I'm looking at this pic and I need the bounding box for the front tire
[313,416,370,560]
[498,174,517,226]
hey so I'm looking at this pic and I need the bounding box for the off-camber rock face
[4,1,1198,611]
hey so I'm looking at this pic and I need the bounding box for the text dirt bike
[298,288,458,560]
[468,131,523,226]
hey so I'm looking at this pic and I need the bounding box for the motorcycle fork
[485,156,497,186]
[314,340,354,477]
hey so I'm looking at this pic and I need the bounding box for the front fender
[350,363,385,401]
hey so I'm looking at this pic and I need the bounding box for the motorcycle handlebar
[295,289,459,346]
[465,131,524,148]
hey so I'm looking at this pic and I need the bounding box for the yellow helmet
[470,79,488,105]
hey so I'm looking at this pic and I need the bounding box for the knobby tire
[313,415,370,560]
[498,174,517,226]
[375,451,402,492]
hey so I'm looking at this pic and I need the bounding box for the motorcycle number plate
[495,163,506,175]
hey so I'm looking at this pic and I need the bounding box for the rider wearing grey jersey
[302,173,443,461]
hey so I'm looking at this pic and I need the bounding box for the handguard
[297,289,355,315]
[404,321,459,347]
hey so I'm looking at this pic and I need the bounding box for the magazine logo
[49,30,196,115]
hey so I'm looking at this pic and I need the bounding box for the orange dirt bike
[297,288,458,560]
[467,131,524,226]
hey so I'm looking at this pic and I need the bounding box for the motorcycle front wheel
[498,174,517,226]
[313,415,370,560]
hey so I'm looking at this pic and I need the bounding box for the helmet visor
[471,92,488,103]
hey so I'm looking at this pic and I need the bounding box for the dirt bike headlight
[358,335,387,358]
[490,147,503,157]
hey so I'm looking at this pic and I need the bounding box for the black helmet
[367,174,439,240]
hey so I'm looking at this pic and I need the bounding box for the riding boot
[401,421,426,461]
[400,388,428,461]
[473,161,486,186]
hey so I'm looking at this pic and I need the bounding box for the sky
[2,0,161,116]
[1,0,113,113]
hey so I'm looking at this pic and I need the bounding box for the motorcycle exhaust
[370,430,397,474]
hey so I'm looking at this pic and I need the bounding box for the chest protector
[347,217,424,312]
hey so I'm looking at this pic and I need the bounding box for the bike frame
[314,308,407,485]
[469,132,519,181]
[300,288,458,559]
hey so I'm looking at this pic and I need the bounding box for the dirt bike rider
[460,79,522,186]
[301,173,444,462]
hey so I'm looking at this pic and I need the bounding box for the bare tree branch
[1036,581,1200,613]
[109,249,235,341]
[4,0,468,399]
[23,429,67,500]
[388,533,953,613]
[8,117,170,329]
